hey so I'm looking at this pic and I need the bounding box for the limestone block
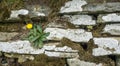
[60,0,120,14]
[45,51,79,58]
[67,58,102,66]
[60,0,87,13]
[83,3,120,13]
[43,45,78,52]
[44,28,93,42]
[103,24,120,35]
[93,38,120,56]
[0,40,44,54]
[98,13,120,23]
[64,15,96,25]
[9,9,29,19]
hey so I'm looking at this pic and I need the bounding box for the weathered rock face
[83,2,120,13]
[98,13,120,23]
[63,15,96,25]
[9,9,29,20]
[1,0,120,66]
[103,24,120,35]
[93,38,120,56]
[0,40,45,54]
[0,40,79,58]
[60,0,87,13]
[60,0,120,14]
[44,28,93,42]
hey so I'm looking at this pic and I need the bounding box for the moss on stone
[21,54,66,66]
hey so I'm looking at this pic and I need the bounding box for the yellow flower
[26,23,33,29]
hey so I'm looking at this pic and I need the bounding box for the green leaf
[38,40,43,48]
[37,25,42,33]
[44,32,50,37]
[28,35,34,41]
[31,35,40,42]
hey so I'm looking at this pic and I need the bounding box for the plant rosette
[26,24,50,48]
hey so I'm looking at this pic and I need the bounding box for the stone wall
[0,0,120,66]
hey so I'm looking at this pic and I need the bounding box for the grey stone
[43,45,78,52]
[44,28,93,42]
[64,15,96,25]
[25,5,50,17]
[83,2,120,13]
[0,41,79,58]
[45,51,79,58]
[60,0,87,13]
[103,24,120,35]
[9,9,29,19]
[67,58,102,66]
[60,0,120,14]
[0,32,18,41]
[0,40,45,54]
[93,38,120,56]
[98,13,120,23]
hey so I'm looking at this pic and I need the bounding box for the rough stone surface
[0,41,79,58]
[44,28,93,42]
[64,15,96,25]
[9,7,48,20]
[60,0,87,13]
[60,1,120,14]
[45,51,79,58]
[98,13,120,23]
[83,2,120,13]
[67,58,102,66]
[103,24,120,35]
[44,45,78,52]
[0,32,18,41]
[93,38,120,56]
[25,4,50,17]
[9,9,29,19]
[0,40,44,54]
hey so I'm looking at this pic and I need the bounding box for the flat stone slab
[103,24,120,35]
[98,13,120,23]
[60,0,87,13]
[64,15,96,25]
[83,2,120,13]
[45,51,79,58]
[8,9,46,20]
[0,32,18,41]
[44,28,93,42]
[67,58,102,66]
[0,40,79,58]
[60,0,120,14]
[0,40,45,54]
[93,38,120,56]
[43,45,78,52]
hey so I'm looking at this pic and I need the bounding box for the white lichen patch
[44,28,93,42]
[93,38,120,56]
[67,58,103,66]
[103,24,120,35]
[60,0,87,13]
[102,13,120,22]
[64,15,96,25]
